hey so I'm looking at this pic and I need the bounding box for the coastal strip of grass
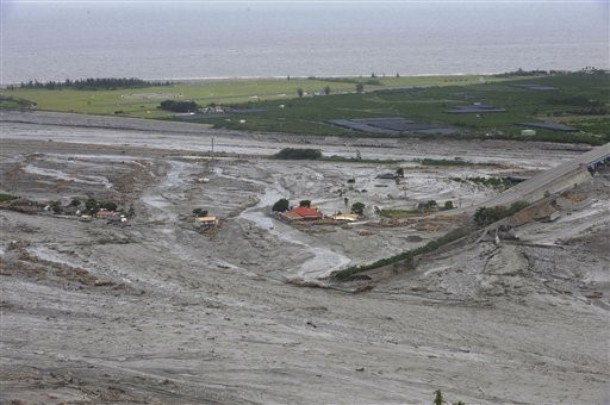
[0,74,523,118]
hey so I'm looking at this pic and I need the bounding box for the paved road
[481,142,610,208]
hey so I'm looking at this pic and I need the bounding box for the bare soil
[0,112,608,404]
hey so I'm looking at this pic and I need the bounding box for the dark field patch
[328,117,457,135]
[518,122,579,132]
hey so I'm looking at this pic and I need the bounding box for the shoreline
[157,72,503,83]
[1,70,541,88]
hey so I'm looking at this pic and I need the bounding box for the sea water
[1,1,608,84]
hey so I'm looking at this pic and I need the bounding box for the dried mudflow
[1,112,608,404]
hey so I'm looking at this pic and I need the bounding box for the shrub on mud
[272,198,289,212]
[473,201,529,227]
[274,148,322,160]
[351,202,365,216]
[0,193,18,202]
[84,198,118,214]
[193,208,208,217]
[159,100,199,113]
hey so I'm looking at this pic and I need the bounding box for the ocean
[1,1,608,85]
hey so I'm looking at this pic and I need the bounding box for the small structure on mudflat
[95,210,118,219]
[196,216,219,228]
[331,213,360,223]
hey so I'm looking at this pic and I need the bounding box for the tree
[272,198,290,212]
[299,200,311,207]
[85,198,100,214]
[351,202,365,216]
[356,83,364,93]
[50,201,62,214]
[324,86,331,95]
[444,201,454,210]
[69,198,81,207]
[474,201,528,226]
[433,389,445,405]
[193,208,208,217]
[297,88,304,98]
[396,167,404,177]
[127,204,136,218]
[99,201,118,211]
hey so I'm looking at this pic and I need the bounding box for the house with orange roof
[279,205,324,223]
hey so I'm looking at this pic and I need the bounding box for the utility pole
[211,136,215,163]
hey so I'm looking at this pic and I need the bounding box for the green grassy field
[0,75,509,118]
[2,72,608,144]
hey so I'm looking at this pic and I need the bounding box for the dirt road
[1,112,608,404]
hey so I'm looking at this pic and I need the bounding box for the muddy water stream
[212,166,352,280]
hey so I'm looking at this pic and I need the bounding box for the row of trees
[295,81,368,98]
[497,67,607,77]
[48,197,125,215]
[13,77,171,91]
[451,176,513,191]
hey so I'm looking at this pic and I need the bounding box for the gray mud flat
[0,112,608,404]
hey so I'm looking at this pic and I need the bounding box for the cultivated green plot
[204,72,609,144]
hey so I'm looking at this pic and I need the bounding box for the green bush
[434,390,445,405]
[85,198,100,214]
[351,202,365,215]
[159,100,199,113]
[473,201,528,226]
[99,201,118,211]
[193,208,208,217]
[0,193,17,202]
[275,148,322,160]
[50,201,62,214]
[272,198,290,212]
